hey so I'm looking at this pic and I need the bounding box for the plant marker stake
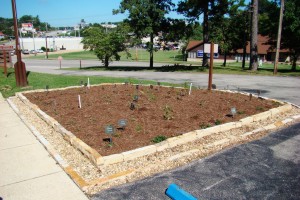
[189,83,193,95]
[78,95,82,108]
[87,77,90,89]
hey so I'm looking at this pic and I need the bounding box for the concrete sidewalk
[0,93,89,200]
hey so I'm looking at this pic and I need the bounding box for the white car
[36,49,44,53]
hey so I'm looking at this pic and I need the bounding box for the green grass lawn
[28,49,184,63]
[0,67,175,98]
[27,50,300,76]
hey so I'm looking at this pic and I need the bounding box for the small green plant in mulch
[151,135,167,143]
[237,110,245,114]
[146,91,156,101]
[163,105,174,120]
[272,101,282,107]
[135,124,143,133]
[107,142,114,148]
[214,119,222,125]
[200,123,211,129]
[256,106,264,111]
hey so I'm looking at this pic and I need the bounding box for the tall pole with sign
[11,0,28,87]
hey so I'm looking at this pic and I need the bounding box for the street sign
[204,43,218,53]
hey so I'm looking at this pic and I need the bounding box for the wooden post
[12,0,28,87]
[3,50,7,77]
[208,42,214,90]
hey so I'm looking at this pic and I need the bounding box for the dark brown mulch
[24,84,279,156]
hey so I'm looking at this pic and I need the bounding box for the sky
[0,0,183,27]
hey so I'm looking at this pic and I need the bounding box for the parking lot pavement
[92,122,300,200]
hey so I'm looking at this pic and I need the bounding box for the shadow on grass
[80,64,206,72]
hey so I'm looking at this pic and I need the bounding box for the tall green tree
[259,0,300,70]
[209,0,247,66]
[114,0,175,68]
[82,25,130,67]
[178,0,230,67]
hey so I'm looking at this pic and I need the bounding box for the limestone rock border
[16,83,293,167]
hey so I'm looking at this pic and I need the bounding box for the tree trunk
[291,53,298,71]
[104,55,109,67]
[149,32,154,69]
[202,2,209,68]
[249,0,258,71]
[223,52,227,67]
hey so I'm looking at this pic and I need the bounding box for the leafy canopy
[82,25,130,67]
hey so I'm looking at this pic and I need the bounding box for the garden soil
[24,84,279,156]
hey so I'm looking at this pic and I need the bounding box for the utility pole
[274,0,284,75]
[11,0,28,87]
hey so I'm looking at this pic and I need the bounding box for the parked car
[30,50,37,54]
[36,49,44,53]
[22,49,29,54]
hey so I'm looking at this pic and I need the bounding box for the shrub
[151,135,167,143]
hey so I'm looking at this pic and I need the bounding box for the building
[0,32,6,39]
[235,35,290,62]
[186,35,290,63]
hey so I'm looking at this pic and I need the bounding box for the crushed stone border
[7,84,300,193]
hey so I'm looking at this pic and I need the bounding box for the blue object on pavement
[165,183,198,200]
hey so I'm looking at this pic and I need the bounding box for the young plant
[135,124,143,133]
[214,119,222,125]
[163,105,173,120]
[151,135,167,143]
[200,123,211,129]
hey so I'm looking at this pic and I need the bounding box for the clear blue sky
[0,0,183,27]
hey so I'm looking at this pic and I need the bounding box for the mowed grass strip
[0,68,173,98]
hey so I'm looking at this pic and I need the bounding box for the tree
[82,25,130,67]
[178,0,230,67]
[114,0,175,68]
[249,0,259,71]
[209,0,247,66]
[259,0,300,70]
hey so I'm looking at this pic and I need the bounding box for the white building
[19,37,84,51]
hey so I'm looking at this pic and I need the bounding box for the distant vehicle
[36,49,44,53]
[30,50,37,54]
[153,44,161,50]
[22,49,29,54]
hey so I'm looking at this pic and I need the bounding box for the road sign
[204,43,218,53]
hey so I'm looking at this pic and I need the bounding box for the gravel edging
[8,86,300,195]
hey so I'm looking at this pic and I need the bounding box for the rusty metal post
[208,42,214,90]
[12,0,28,87]
[3,50,7,77]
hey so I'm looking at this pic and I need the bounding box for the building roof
[0,31,5,36]
[236,35,289,54]
[187,35,289,55]
[186,40,203,51]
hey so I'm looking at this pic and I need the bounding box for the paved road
[20,59,300,106]
[93,122,300,200]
